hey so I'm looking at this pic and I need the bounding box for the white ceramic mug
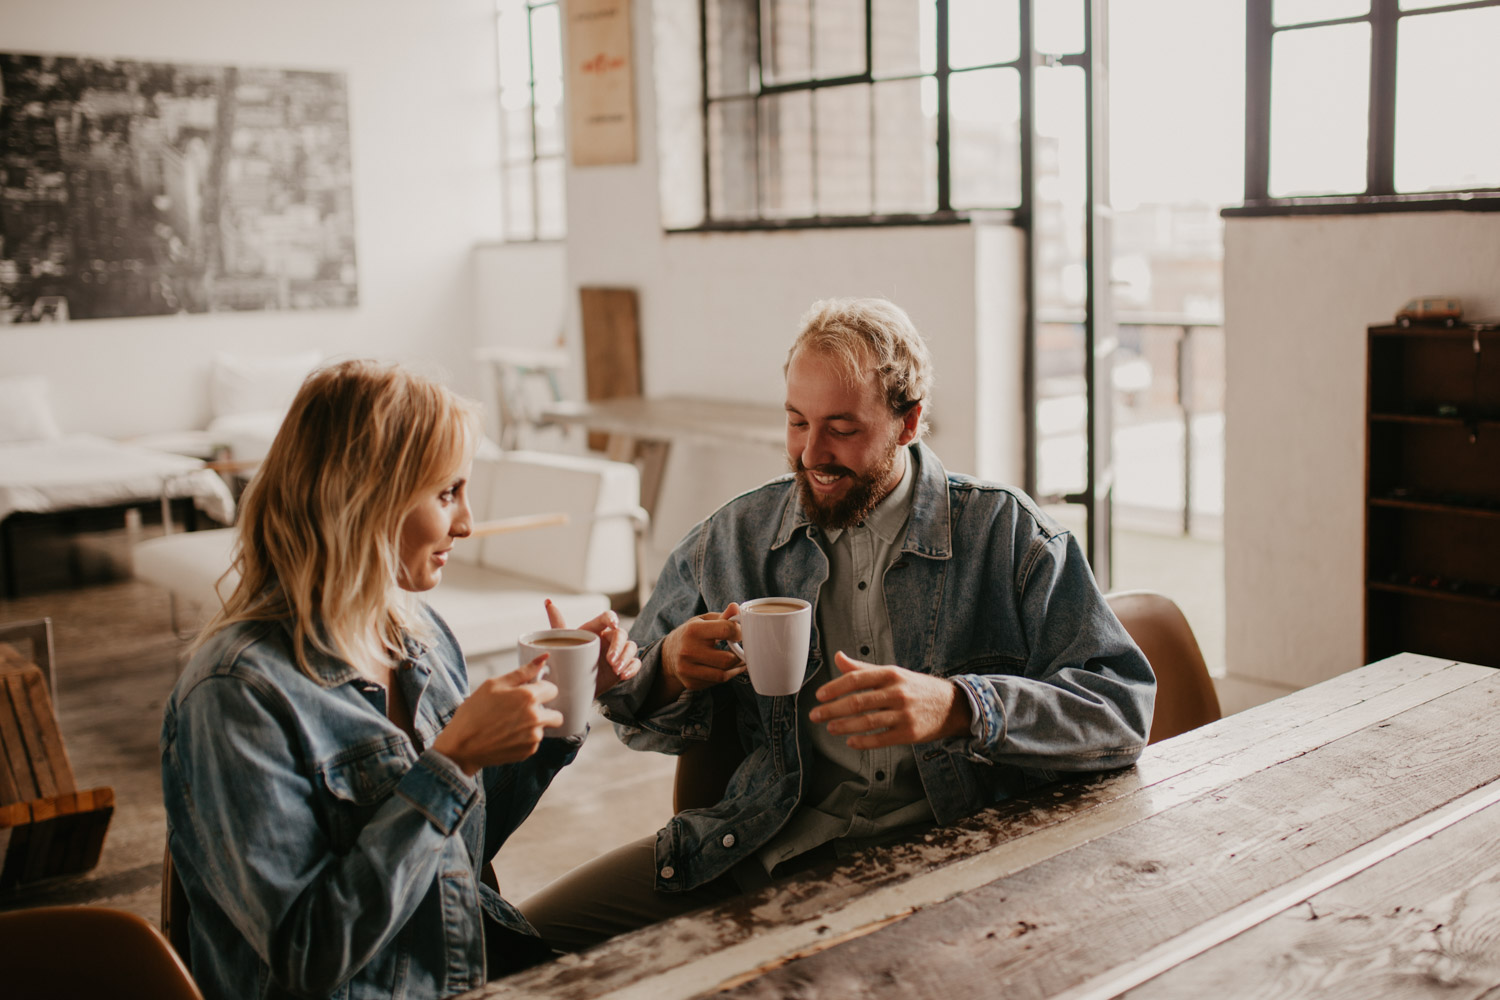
[727,597,812,696]
[518,628,600,738]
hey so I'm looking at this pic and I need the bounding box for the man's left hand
[808,652,972,749]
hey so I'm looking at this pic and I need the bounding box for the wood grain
[580,288,642,453]
[708,670,1500,1000]
[477,656,1487,1000]
[1122,799,1500,999]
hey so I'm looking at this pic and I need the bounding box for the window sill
[1223,191,1500,218]
[665,209,1017,235]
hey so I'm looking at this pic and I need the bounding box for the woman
[160,360,638,999]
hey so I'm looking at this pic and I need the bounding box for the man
[521,298,1154,950]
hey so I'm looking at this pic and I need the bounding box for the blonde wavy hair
[198,359,480,681]
[785,297,933,439]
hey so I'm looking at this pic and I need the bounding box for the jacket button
[722,833,736,848]
[660,866,675,879]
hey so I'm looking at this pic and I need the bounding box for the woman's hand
[544,599,641,697]
[431,657,563,776]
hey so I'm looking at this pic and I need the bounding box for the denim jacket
[598,443,1154,892]
[160,605,577,1000]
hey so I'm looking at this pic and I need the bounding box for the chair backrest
[672,590,1220,811]
[462,450,641,595]
[0,906,204,1000]
[0,651,77,806]
[1105,589,1221,745]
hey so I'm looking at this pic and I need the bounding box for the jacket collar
[772,441,953,560]
[276,613,431,689]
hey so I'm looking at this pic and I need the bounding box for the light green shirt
[754,452,933,878]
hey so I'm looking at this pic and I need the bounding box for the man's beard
[791,440,902,531]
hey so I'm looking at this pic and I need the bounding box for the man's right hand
[652,603,746,705]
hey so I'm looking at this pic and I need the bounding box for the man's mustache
[795,459,855,479]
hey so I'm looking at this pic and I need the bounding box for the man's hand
[544,599,641,698]
[808,652,972,749]
[650,604,746,706]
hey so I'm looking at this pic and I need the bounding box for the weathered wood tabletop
[475,652,1500,1000]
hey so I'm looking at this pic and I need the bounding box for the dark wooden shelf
[1368,497,1500,520]
[1366,321,1500,667]
[1367,580,1500,608]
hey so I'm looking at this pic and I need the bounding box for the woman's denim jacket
[598,443,1154,892]
[160,605,576,1000]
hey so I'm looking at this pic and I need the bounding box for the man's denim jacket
[160,605,576,1000]
[598,443,1154,892]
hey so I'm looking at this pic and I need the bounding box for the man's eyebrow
[783,404,862,422]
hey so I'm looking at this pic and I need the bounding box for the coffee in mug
[746,601,804,614]
[518,628,601,738]
[728,597,811,696]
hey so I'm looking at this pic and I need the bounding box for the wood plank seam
[1045,780,1500,1000]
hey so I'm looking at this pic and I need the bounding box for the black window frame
[1236,0,1500,216]
[686,0,1037,232]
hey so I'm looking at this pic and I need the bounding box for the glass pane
[1035,0,1084,56]
[657,0,706,229]
[949,67,1022,209]
[1037,321,1088,499]
[1396,7,1500,192]
[1268,22,1370,197]
[534,96,563,158]
[813,85,873,216]
[530,4,563,91]
[873,77,937,214]
[814,0,868,78]
[872,0,934,78]
[502,107,533,164]
[949,0,1019,69]
[536,156,566,239]
[1273,0,1369,25]
[503,166,535,241]
[708,98,759,220]
[707,0,758,98]
[496,3,532,96]
[1401,0,1464,7]
[763,0,813,86]
[759,90,815,217]
[1034,65,1087,313]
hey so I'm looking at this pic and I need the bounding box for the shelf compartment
[1365,587,1500,668]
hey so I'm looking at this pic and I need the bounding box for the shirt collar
[822,445,916,545]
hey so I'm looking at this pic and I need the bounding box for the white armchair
[132,450,646,660]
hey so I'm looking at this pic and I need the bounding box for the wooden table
[475,653,1500,999]
[539,397,785,519]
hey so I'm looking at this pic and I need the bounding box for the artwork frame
[0,52,358,323]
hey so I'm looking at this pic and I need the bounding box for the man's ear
[896,403,922,446]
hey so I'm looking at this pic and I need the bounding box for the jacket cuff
[397,748,479,835]
[948,674,1007,764]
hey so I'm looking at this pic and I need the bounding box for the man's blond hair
[786,297,933,438]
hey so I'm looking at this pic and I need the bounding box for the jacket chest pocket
[317,741,413,850]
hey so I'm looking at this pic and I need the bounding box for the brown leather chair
[1105,589,1221,745]
[0,905,204,1000]
[672,589,1221,812]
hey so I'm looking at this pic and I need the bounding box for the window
[1245,0,1500,203]
[672,0,1057,228]
[496,0,567,239]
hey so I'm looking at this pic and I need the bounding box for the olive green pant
[519,835,741,953]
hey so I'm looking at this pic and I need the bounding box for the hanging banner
[566,0,637,166]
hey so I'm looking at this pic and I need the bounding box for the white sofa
[132,450,645,660]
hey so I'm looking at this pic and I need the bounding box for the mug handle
[726,611,746,663]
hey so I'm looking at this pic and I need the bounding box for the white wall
[1,0,503,436]
[1223,211,1500,701]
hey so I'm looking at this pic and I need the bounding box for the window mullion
[1368,0,1398,196]
[936,0,952,212]
[1244,0,1272,202]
